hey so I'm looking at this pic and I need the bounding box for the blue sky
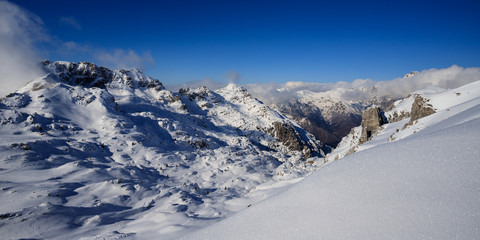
[9,0,480,86]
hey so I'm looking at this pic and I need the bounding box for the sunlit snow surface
[1,61,479,239]
[0,62,324,239]
[183,81,480,240]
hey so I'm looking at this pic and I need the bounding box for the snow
[1,61,479,239]
[328,80,480,161]
[0,61,325,239]
[295,88,365,121]
[182,82,480,239]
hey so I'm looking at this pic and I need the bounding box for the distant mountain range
[1,61,479,239]
[182,79,480,240]
[255,71,422,147]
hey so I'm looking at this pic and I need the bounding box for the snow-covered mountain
[327,80,480,161]
[269,87,392,147]
[249,66,479,148]
[2,61,479,239]
[0,61,327,239]
[181,81,480,239]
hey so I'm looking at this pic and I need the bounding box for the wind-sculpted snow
[182,81,480,240]
[0,61,325,239]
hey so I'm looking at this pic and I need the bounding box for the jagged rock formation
[407,94,436,125]
[359,107,386,143]
[269,121,324,158]
[43,60,113,88]
[42,60,164,90]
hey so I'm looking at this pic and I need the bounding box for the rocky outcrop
[359,107,386,143]
[43,60,113,88]
[274,101,362,147]
[270,121,325,158]
[410,94,436,122]
[405,94,436,126]
[42,61,164,90]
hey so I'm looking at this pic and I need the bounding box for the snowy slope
[0,61,326,239]
[328,80,480,160]
[269,85,392,147]
[182,81,480,240]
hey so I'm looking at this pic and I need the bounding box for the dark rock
[405,94,436,127]
[46,61,113,88]
[270,121,326,158]
[359,107,386,143]
[274,101,362,148]
[42,61,164,90]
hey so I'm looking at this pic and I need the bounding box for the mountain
[269,87,393,147]
[0,61,327,239]
[327,80,480,161]
[251,68,466,148]
[181,81,480,240]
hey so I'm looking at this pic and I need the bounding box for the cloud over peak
[95,49,155,71]
[0,0,46,97]
[246,65,480,105]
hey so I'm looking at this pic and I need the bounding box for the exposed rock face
[271,96,394,148]
[270,121,325,158]
[43,60,113,88]
[42,60,164,91]
[359,107,386,143]
[274,101,362,147]
[406,94,436,126]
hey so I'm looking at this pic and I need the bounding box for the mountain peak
[41,60,164,90]
[402,71,419,78]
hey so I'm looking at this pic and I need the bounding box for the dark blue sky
[11,0,480,86]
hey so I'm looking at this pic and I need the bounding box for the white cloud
[246,65,480,104]
[165,70,242,92]
[376,65,480,98]
[56,41,91,57]
[95,49,155,70]
[0,1,157,97]
[59,16,81,30]
[55,42,156,72]
[165,78,226,92]
[0,0,46,97]
[224,70,241,83]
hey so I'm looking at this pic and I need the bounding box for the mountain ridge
[0,61,327,239]
[180,80,480,240]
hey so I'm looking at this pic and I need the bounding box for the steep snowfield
[182,81,480,239]
[0,61,326,239]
